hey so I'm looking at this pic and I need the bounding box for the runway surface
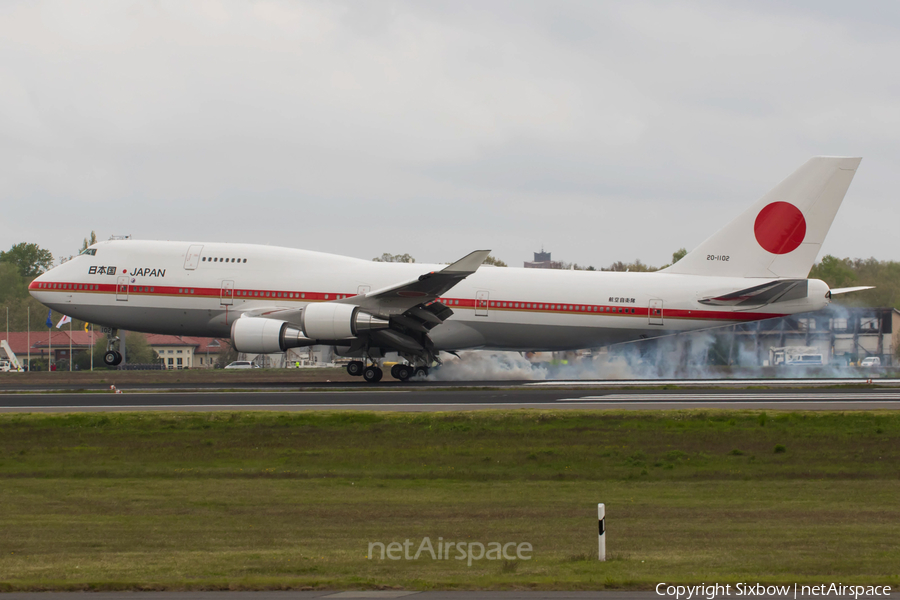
[2,385,900,412]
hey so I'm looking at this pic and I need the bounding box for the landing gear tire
[414,366,429,379]
[395,365,412,381]
[390,364,401,379]
[347,361,364,377]
[104,351,122,366]
[363,366,383,383]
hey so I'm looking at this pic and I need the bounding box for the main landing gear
[390,364,412,381]
[103,329,123,366]
[362,364,383,383]
[347,360,383,382]
[346,360,429,383]
[389,364,429,381]
[347,360,364,377]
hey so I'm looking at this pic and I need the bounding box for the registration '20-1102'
[706,255,730,261]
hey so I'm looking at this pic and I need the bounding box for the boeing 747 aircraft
[30,157,867,381]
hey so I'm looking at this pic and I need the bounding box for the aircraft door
[357,285,371,296]
[116,276,129,301]
[221,280,234,306]
[649,299,663,325]
[184,245,204,270]
[476,290,490,317]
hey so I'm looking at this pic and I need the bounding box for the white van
[224,361,260,369]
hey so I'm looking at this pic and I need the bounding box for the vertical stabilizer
[662,156,861,278]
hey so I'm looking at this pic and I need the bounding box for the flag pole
[90,324,93,372]
[27,305,30,372]
[69,318,72,372]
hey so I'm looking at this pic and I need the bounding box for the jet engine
[300,303,389,339]
[231,305,389,354]
[231,317,315,354]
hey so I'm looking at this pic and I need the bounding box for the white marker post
[598,503,606,561]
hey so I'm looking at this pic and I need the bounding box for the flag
[84,322,90,332]
[56,315,72,329]
[46,310,52,328]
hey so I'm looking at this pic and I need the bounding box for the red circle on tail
[754,202,806,254]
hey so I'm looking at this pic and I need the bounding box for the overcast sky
[2,1,899,268]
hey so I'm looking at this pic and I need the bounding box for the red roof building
[0,330,102,365]
[0,332,227,369]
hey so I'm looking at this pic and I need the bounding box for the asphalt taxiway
[2,383,900,412]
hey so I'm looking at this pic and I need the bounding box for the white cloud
[1,0,898,268]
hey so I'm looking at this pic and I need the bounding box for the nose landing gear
[103,329,123,366]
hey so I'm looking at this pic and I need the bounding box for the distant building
[144,334,227,369]
[0,332,227,370]
[524,250,564,269]
[737,306,900,366]
[604,305,900,367]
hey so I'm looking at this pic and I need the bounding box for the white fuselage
[29,240,831,352]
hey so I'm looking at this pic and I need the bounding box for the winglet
[440,250,492,275]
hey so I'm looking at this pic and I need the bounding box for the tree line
[809,256,900,309]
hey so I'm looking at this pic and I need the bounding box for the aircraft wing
[234,250,490,325]
[334,249,491,317]
[321,249,492,357]
[233,250,491,361]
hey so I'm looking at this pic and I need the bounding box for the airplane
[29,156,869,382]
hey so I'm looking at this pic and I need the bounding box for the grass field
[1,410,898,590]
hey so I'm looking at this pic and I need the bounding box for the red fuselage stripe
[29,280,786,323]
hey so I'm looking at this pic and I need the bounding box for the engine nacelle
[231,317,315,354]
[301,302,389,340]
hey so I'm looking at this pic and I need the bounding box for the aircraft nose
[28,271,53,299]
[29,274,44,294]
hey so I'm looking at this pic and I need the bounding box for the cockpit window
[80,248,97,256]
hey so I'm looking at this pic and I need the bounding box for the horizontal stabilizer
[829,286,875,296]
[700,279,808,308]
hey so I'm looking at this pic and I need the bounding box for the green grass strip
[0,410,898,590]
